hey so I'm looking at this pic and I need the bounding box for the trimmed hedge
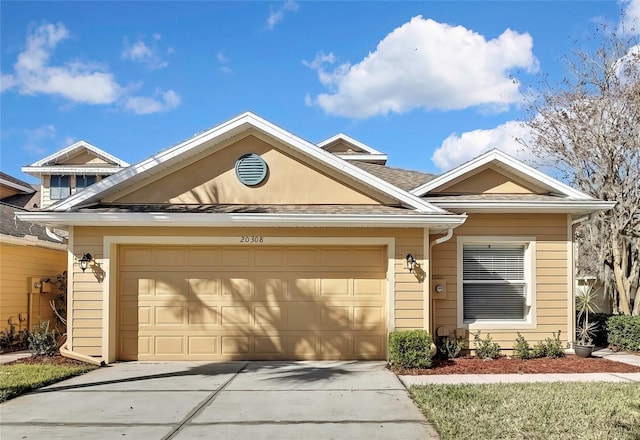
[389,330,434,368]
[607,315,640,351]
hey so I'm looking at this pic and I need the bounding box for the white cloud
[306,16,538,118]
[24,124,56,155]
[121,34,170,69]
[216,50,232,74]
[2,22,121,104]
[431,121,534,171]
[2,22,181,115]
[266,0,299,30]
[124,89,181,114]
[620,0,640,34]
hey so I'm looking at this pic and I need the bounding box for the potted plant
[574,281,599,357]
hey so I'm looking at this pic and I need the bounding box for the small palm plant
[575,281,599,356]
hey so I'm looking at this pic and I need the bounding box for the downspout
[428,227,455,335]
[45,227,65,243]
[60,339,105,366]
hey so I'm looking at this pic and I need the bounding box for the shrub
[439,336,465,359]
[532,331,565,359]
[389,330,434,368]
[590,313,613,346]
[512,333,532,359]
[473,331,501,360]
[0,326,29,353]
[607,315,640,351]
[28,321,58,356]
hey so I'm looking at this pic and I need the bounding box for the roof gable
[412,149,594,200]
[105,132,393,205]
[22,141,129,177]
[52,112,444,213]
[318,134,388,164]
[430,167,542,195]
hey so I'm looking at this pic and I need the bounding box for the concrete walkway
[400,348,640,386]
[0,350,31,364]
[0,360,439,440]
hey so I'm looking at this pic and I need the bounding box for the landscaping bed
[393,354,640,375]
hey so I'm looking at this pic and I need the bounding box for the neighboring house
[21,141,129,209]
[0,172,67,334]
[18,112,614,363]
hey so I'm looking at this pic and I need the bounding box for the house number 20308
[240,236,264,243]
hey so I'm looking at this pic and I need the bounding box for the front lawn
[411,382,640,440]
[0,361,98,402]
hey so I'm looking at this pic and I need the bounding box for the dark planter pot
[574,344,595,358]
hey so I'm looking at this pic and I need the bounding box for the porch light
[405,254,417,273]
[79,253,93,272]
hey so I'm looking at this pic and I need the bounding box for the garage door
[118,245,387,360]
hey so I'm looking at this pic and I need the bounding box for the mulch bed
[394,355,640,375]
[5,355,91,367]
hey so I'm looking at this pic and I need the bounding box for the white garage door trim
[101,236,396,363]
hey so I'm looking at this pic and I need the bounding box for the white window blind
[76,175,96,189]
[463,245,526,321]
[50,175,71,200]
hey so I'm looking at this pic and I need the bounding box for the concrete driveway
[0,361,439,440]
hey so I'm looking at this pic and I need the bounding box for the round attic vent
[235,153,268,186]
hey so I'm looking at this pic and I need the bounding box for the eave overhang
[21,166,125,175]
[16,212,467,233]
[428,200,616,214]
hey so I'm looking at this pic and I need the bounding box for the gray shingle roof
[0,203,61,242]
[352,162,436,191]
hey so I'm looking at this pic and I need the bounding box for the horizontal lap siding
[70,226,425,357]
[0,243,66,333]
[432,214,569,350]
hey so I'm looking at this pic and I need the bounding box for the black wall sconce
[79,253,93,272]
[405,253,417,273]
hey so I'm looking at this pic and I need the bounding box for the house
[17,112,614,363]
[0,172,67,335]
[21,141,129,209]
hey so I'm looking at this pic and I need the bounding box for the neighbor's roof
[0,202,65,247]
[0,172,35,194]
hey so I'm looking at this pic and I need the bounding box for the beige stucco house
[18,112,614,363]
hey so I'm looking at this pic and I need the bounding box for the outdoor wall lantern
[405,253,417,273]
[79,253,93,272]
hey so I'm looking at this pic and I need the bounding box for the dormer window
[76,175,97,189]
[50,175,70,200]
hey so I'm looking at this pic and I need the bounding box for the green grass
[410,382,640,440]
[0,362,98,402]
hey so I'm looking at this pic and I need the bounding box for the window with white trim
[459,238,534,326]
[50,175,71,200]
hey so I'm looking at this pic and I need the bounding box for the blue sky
[1,1,638,183]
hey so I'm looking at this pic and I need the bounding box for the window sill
[461,321,537,330]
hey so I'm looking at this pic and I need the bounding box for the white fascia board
[429,200,616,214]
[16,211,467,231]
[27,141,129,167]
[411,149,592,200]
[0,178,34,194]
[53,112,445,214]
[21,166,125,175]
[335,153,388,163]
[317,133,385,155]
